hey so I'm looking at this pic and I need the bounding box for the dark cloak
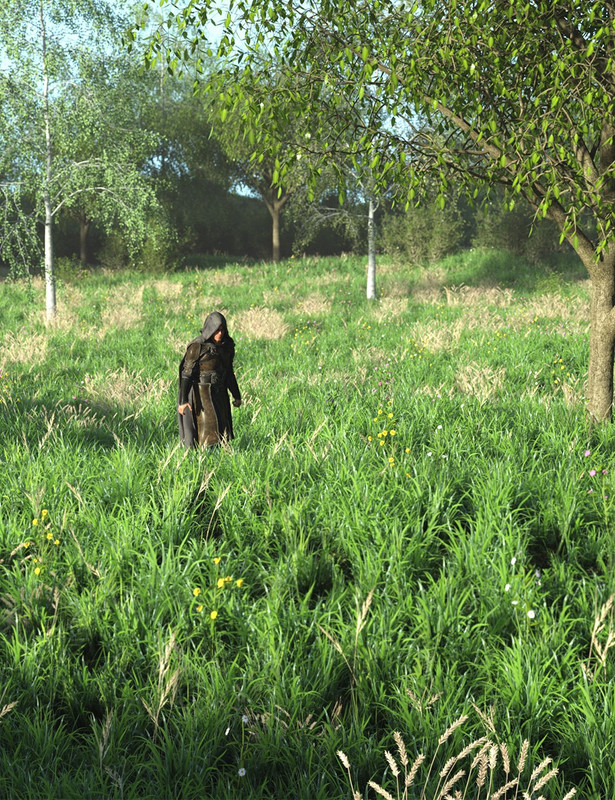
[178,312,241,448]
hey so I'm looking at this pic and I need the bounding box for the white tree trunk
[366,197,377,300]
[41,0,56,319]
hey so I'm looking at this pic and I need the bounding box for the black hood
[201,311,227,341]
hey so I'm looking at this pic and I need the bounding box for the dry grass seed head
[477,755,488,788]
[517,740,529,774]
[532,767,558,793]
[234,307,289,339]
[385,750,400,778]
[368,780,395,800]
[499,742,510,774]
[490,777,519,800]
[530,757,552,783]
[393,731,408,767]
[437,769,466,799]
[405,753,426,788]
[439,714,468,745]
[337,750,350,770]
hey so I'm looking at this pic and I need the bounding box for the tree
[205,71,313,262]
[142,1,615,422]
[0,1,157,317]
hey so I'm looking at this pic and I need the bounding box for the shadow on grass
[411,248,588,294]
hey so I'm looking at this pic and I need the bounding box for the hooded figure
[178,311,242,448]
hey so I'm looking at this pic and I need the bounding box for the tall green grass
[0,251,610,798]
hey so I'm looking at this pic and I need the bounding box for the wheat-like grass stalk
[368,779,396,800]
[405,752,426,789]
[532,767,559,794]
[394,731,409,768]
[491,777,519,800]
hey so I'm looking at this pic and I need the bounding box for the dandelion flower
[54,539,60,546]
[405,448,411,454]
[224,576,232,584]
[390,430,396,436]
[217,578,225,589]
[41,509,48,519]
[238,767,246,777]
[527,610,536,619]
[193,587,202,597]
[196,604,203,613]
[236,579,244,588]
[32,519,39,526]
[46,532,53,541]
[367,436,373,442]
[34,567,41,575]
[213,557,221,564]
[24,541,30,549]
[210,610,218,620]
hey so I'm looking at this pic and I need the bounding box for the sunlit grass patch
[455,361,507,403]
[293,294,332,316]
[151,279,183,299]
[0,330,48,370]
[235,306,289,339]
[99,284,144,332]
[444,283,515,307]
[370,297,408,321]
[83,367,169,410]
[408,319,465,352]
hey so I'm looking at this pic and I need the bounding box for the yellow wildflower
[54,539,60,546]
[217,578,225,589]
[46,532,53,541]
[196,604,203,613]
[193,587,202,597]
[236,579,244,588]
[41,509,48,519]
[390,430,396,436]
[224,576,232,584]
[210,610,218,620]
[388,413,393,419]
[32,519,39,526]
[34,567,41,575]
[213,557,221,564]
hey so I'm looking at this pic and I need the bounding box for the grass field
[0,249,612,799]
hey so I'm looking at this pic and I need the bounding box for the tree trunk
[271,202,281,262]
[366,197,377,300]
[41,0,56,319]
[586,254,615,422]
[80,214,90,266]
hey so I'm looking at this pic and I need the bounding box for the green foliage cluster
[0,253,610,799]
